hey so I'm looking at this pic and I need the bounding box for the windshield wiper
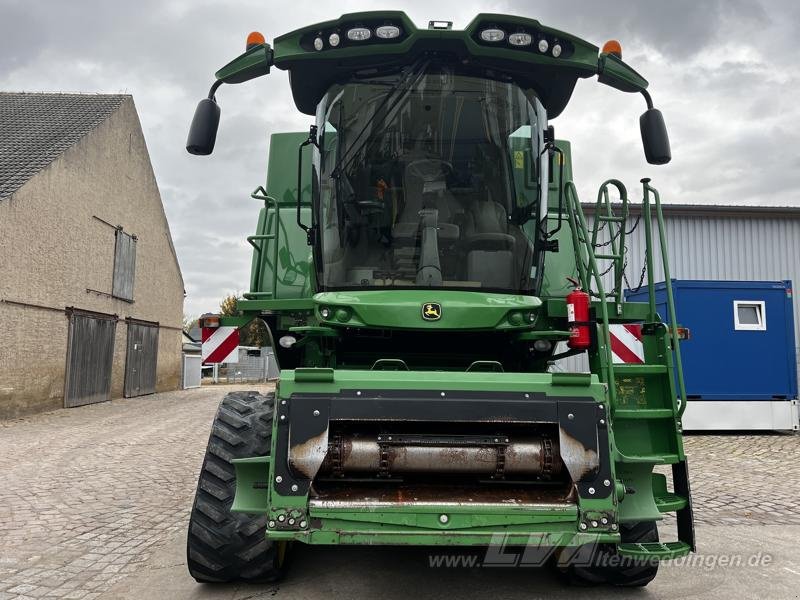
[330,59,430,181]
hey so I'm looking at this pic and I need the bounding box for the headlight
[279,336,297,348]
[320,307,332,319]
[538,38,549,53]
[508,32,532,47]
[329,32,340,47]
[552,43,562,57]
[313,37,324,51]
[375,25,401,39]
[347,27,372,41]
[480,28,506,42]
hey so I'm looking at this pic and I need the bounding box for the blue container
[626,280,797,401]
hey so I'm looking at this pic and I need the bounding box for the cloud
[1,1,797,315]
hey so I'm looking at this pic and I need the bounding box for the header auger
[185,12,693,587]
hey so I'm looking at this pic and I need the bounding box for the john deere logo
[422,303,442,321]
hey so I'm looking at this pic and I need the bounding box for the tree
[218,293,270,348]
[182,314,199,332]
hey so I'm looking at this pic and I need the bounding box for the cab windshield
[314,64,547,294]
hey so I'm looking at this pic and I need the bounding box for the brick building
[0,92,184,418]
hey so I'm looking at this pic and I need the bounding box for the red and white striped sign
[609,324,644,364]
[201,327,239,365]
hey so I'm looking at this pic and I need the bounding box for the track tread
[186,390,286,583]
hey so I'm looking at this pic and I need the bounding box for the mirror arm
[207,79,223,100]
[641,89,654,110]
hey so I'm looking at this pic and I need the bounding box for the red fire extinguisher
[566,278,591,350]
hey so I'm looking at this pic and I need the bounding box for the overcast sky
[2,1,798,317]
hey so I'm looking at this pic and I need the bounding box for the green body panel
[313,290,541,331]
[215,43,272,84]
[247,132,314,300]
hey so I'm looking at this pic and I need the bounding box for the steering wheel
[406,158,453,182]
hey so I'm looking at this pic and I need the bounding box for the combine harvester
[186,12,694,587]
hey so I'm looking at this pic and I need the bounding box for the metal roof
[582,202,800,218]
[0,92,129,199]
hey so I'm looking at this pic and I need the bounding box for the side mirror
[640,108,671,165]
[186,97,220,156]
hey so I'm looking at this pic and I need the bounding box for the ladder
[565,178,695,559]
[244,186,280,300]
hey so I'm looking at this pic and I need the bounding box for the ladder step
[613,364,667,376]
[654,492,689,513]
[595,253,621,260]
[597,215,625,222]
[614,408,675,420]
[618,541,691,560]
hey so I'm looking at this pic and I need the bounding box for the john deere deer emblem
[422,302,442,321]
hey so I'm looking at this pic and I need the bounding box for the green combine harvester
[185,11,694,587]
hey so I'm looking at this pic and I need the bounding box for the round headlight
[508,32,532,47]
[347,27,372,41]
[320,307,332,319]
[279,335,297,348]
[552,43,562,58]
[480,28,506,43]
[313,37,324,51]
[375,25,401,39]
[533,339,553,352]
[329,32,340,47]
[538,38,549,53]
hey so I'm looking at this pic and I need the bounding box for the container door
[64,312,117,408]
[124,321,159,397]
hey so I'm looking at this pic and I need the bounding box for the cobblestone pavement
[1,388,798,599]
[0,385,272,600]
[670,433,800,526]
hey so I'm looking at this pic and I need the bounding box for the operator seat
[463,198,516,289]
[392,158,459,242]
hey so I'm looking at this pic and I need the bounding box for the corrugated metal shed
[553,204,800,385]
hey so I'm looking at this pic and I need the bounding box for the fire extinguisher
[566,278,592,350]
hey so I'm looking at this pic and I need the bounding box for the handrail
[642,179,688,417]
[563,181,618,409]
[591,179,629,315]
[248,186,280,300]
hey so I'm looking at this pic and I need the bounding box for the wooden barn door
[124,320,159,397]
[64,311,117,408]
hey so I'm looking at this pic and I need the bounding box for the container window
[734,300,766,331]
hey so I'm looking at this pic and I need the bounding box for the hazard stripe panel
[609,324,644,364]
[201,326,239,364]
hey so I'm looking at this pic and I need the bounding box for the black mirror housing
[640,108,671,165]
[186,98,221,156]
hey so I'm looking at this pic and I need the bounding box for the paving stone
[1,384,797,598]
[0,385,271,599]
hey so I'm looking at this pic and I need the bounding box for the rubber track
[186,391,281,583]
